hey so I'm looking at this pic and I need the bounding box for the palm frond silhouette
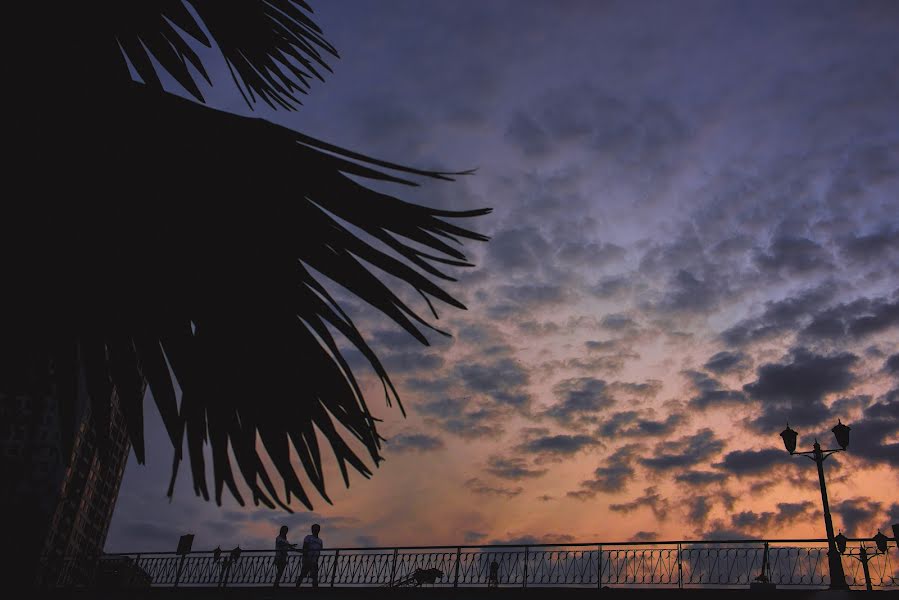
[3,1,489,512]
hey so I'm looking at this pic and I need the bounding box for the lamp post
[835,531,890,591]
[780,421,850,590]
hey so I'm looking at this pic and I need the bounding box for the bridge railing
[40,537,897,590]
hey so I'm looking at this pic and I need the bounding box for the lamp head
[831,420,851,450]
[780,424,798,454]
[835,531,847,554]
[874,530,888,553]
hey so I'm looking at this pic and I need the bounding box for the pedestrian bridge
[41,536,897,593]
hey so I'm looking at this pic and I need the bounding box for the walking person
[273,526,297,588]
[296,524,324,587]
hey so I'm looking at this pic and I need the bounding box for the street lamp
[835,531,891,591]
[780,421,850,590]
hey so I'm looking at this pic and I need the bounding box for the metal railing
[40,537,897,590]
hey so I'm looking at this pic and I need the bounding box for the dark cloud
[839,228,899,263]
[486,226,552,272]
[754,237,833,275]
[485,456,548,480]
[590,275,633,299]
[517,433,600,460]
[800,295,899,341]
[674,470,729,486]
[743,347,858,431]
[847,390,899,467]
[381,351,445,373]
[464,478,523,499]
[543,377,615,426]
[542,353,637,376]
[555,240,625,266]
[883,503,899,533]
[697,521,753,541]
[600,313,639,332]
[828,394,872,417]
[385,433,445,453]
[456,358,532,408]
[721,285,835,346]
[729,501,821,533]
[506,84,689,181]
[518,320,562,336]
[686,496,713,525]
[703,351,750,375]
[713,448,786,476]
[611,380,663,399]
[250,511,360,532]
[684,370,747,411]
[609,487,670,521]
[885,353,899,376]
[417,396,507,440]
[638,232,705,276]
[585,339,622,353]
[632,531,658,542]
[638,429,724,472]
[464,531,488,543]
[371,327,453,352]
[518,315,606,337]
[833,497,884,536]
[404,374,455,397]
[496,282,570,308]
[654,269,720,314]
[567,444,643,498]
[689,389,746,411]
[487,533,576,545]
[596,411,685,438]
[723,287,898,349]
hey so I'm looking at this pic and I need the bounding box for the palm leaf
[48,84,489,509]
[108,0,336,109]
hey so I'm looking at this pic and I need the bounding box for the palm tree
[2,0,489,580]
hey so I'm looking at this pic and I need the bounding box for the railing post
[389,548,398,587]
[133,554,141,588]
[523,546,528,588]
[221,559,231,588]
[597,545,603,589]
[453,547,461,588]
[330,549,339,588]
[677,543,683,589]
[174,554,186,588]
[860,546,873,592]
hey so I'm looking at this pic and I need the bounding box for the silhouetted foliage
[2,1,489,512]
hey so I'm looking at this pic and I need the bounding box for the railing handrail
[98,536,895,556]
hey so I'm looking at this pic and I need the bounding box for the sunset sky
[106,0,898,552]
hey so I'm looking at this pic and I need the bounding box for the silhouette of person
[296,524,323,587]
[488,559,500,587]
[274,526,297,588]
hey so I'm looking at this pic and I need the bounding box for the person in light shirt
[296,524,323,587]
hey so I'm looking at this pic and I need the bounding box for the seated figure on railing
[488,559,500,587]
